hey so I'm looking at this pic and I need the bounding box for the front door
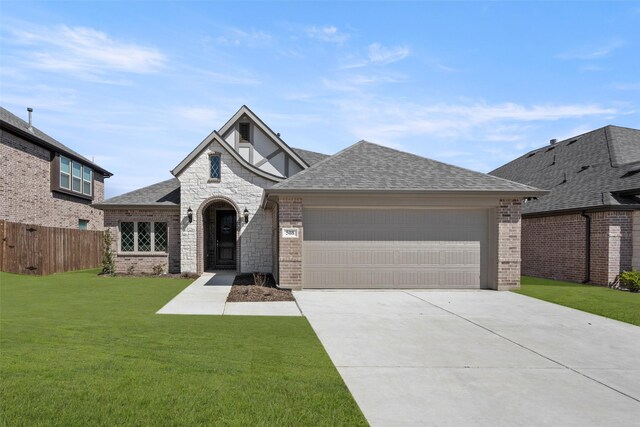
[216,210,236,269]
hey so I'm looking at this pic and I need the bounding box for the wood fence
[0,220,104,275]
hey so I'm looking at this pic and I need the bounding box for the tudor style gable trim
[171,105,309,178]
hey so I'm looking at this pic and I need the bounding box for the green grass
[515,276,640,326]
[0,270,366,426]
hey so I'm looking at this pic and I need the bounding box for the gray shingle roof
[291,147,330,165]
[96,178,180,208]
[0,106,112,176]
[490,125,640,215]
[271,141,543,193]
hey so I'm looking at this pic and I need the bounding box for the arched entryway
[197,197,241,273]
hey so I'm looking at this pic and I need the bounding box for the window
[119,222,168,253]
[239,122,250,142]
[60,156,93,196]
[60,157,71,189]
[78,219,89,230]
[209,154,221,180]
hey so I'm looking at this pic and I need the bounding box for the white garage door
[302,208,489,289]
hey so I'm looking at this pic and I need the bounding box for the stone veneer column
[590,211,632,286]
[496,198,522,290]
[278,197,303,289]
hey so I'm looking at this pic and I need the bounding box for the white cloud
[5,22,166,78]
[610,82,640,91]
[306,25,349,43]
[557,40,624,60]
[368,43,410,65]
[342,43,411,68]
[333,98,622,144]
[215,27,272,46]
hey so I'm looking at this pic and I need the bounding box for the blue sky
[1,1,639,198]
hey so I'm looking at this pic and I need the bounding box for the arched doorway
[198,198,240,273]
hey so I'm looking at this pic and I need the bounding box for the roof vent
[578,165,590,173]
[550,138,557,145]
[27,107,33,131]
[622,165,640,178]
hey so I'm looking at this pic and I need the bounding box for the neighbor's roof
[490,125,640,215]
[291,147,330,165]
[0,106,112,176]
[95,178,180,209]
[269,140,544,194]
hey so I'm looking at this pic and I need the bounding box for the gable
[220,113,304,178]
[172,105,308,179]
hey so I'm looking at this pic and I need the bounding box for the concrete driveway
[294,290,640,426]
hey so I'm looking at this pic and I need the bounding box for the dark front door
[215,210,236,269]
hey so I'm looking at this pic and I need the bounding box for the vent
[550,138,558,145]
[622,166,640,178]
[239,122,250,142]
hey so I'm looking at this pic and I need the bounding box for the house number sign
[282,228,299,238]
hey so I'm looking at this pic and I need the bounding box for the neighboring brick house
[491,125,640,286]
[0,107,112,230]
[96,105,543,289]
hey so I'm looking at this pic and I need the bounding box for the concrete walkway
[157,272,301,316]
[294,290,640,427]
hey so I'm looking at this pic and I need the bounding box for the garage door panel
[302,208,487,289]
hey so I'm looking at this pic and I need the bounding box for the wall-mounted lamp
[187,207,193,223]
[243,208,249,224]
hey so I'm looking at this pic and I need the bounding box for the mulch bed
[227,273,295,302]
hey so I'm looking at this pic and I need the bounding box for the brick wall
[522,213,587,282]
[633,211,640,270]
[522,210,633,286]
[103,209,181,274]
[590,211,632,286]
[496,198,522,290]
[1,128,105,230]
[278,197,302,289]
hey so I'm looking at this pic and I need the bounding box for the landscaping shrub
[619,271,640,293]
[101,230,115,276]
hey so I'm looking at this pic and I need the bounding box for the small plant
[253,272,267,287]
[127,265,135,275]
[152,264,165,276]
[619,270,640,293]
[101,230,115,276]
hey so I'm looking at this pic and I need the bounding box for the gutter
[580,211,591,284]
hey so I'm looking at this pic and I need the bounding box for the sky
[1,1,639,198]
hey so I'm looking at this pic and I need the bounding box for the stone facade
[103,209,181,274]
[1,127,105,230]
[277,197,303,289]
[178,139,275,274]
[522,210,634,286]
[496,198,522,290]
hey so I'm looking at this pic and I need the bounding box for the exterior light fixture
[243,208,249,224]
[187,207,193,223]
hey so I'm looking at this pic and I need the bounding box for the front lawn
[515,276,640,326]
[0,270,366,426]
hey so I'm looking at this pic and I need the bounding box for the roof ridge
[102,177,179,203]
[273,140,367,188]
[358,141,541,191]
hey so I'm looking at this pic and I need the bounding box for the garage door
[302,208,489,289]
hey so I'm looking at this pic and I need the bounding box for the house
[0,107,112,230]
[95,106,544,289]
[490,125,640,286]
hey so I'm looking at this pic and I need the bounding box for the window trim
[53,154,94,200]
[118,221,169,254]
[208,152,222,182]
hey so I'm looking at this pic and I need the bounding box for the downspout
[581,211,591,283]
